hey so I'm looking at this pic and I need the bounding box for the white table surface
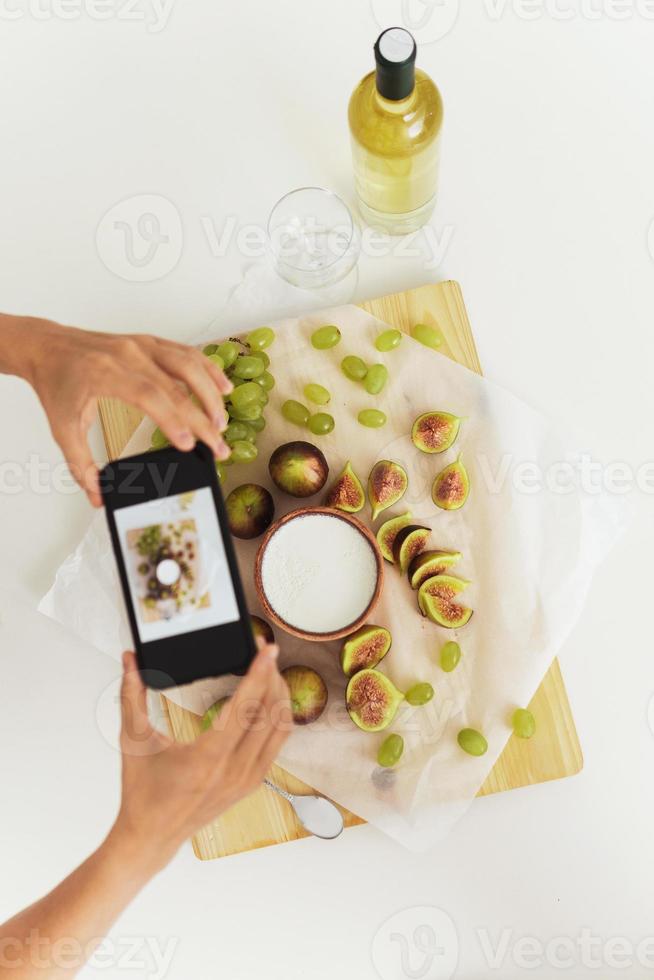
[1,4,653,978]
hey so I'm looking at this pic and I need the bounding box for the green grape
[202,343,218,355]
[250,350,270,368]
[341,355,367,381]
[247,415,266,432]
[405,682,434,706]
[375,329,402,352]
[230,381,263,411]
[364,364,388,395]
[411,322,442,350]
[240,423,257,442]
[440,641,461,673]
[229,440,258,463]
[308,412,335,435]
[215,461,226,482]
[224,421,250,445]
[281,400,310,426]
[257,389,269,407]
[377,733,404,768]
[206,353,224,371]
[247,326,275,350]
[229,402,263,422]
[457,728,488,757]
[217,341,240,369]
[151,427,169,450]
[304,383,330,405]
[253,370,275,390]
[512,708,536,739]
[358,409,387,428]
[232,355,265,379]
[311,325,341,350]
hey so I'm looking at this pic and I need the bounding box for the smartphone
[100,442,255,689]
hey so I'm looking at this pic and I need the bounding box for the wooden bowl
[254,506,384,642]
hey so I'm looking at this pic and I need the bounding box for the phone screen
[101,443,255,688]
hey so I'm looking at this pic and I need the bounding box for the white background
[1,2,653,978]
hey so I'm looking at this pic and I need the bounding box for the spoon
[263,778,344,840]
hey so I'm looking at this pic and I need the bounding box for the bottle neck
[375,61,415,101]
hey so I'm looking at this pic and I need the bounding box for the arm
[0,313,231,506]
[0,645,292,979]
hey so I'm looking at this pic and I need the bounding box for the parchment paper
[39,304,624,850]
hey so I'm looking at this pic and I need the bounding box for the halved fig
[324,461,365,513]
[408,550,462,590]
[432,455,470,511]
[340,624,392,677]
[345,669,404,732]
[412,411,461,454]
[376,511,413,563]
[368,460,408,521]
[392,525,431,576]
[418,574,472,628]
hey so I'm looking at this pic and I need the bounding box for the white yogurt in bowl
[256,509,383,640]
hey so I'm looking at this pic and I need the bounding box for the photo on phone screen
[114,487,240,643]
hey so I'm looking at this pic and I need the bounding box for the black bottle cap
[374,27,417,101]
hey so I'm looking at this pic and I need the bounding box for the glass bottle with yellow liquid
[349,28,443,236]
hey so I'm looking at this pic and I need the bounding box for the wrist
[0,314,61,385]
[103,819,177,883]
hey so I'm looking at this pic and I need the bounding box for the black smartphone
[100,442,255,689]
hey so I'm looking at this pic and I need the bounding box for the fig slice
[412,411,461,454]
[432,455,470,511]
[340,624,392,677]
[418,574,473,628]
[345,669,404,732]
[392,525,431,576]
[408,550,462,590]
[376,511,413,563]
[324,460,365,513]
[368,460,408,521]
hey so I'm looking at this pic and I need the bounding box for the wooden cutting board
[99,280,583,859]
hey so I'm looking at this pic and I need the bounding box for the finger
[54,424,101,507]
[235,669,293,774]
[157,339,233,396]
[120,650,155,743]
[111,370,227,458]
[200,644,279,755]
[153,347,229,430]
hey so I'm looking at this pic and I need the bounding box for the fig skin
[226,483,275,539]
[418,574,473,628]
[346,669,404,732]
[200,696,231,731]
[376,511,413,563]
[282,665,328,725]
[269,441,329,498]
[412,412,461,454]
[340,624,392,677]
[392,525,431,576]
[324,461,365,513]
[432,455,470,511]
[408,550,462,590]
[368,460,408,522]
[251,615,275,646]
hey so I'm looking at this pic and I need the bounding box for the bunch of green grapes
[150,327,276,480]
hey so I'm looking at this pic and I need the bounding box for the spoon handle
[263,777,293,803]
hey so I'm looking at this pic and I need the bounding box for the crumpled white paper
[40,299,626,850]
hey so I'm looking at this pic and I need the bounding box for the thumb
[120,651,156,751]
[55,426,101,507]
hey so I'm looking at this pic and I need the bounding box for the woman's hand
[112,643,293,870]
[1,315,232,506]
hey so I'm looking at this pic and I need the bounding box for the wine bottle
[348,28,443,236]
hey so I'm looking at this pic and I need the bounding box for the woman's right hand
[110,642,293,870]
